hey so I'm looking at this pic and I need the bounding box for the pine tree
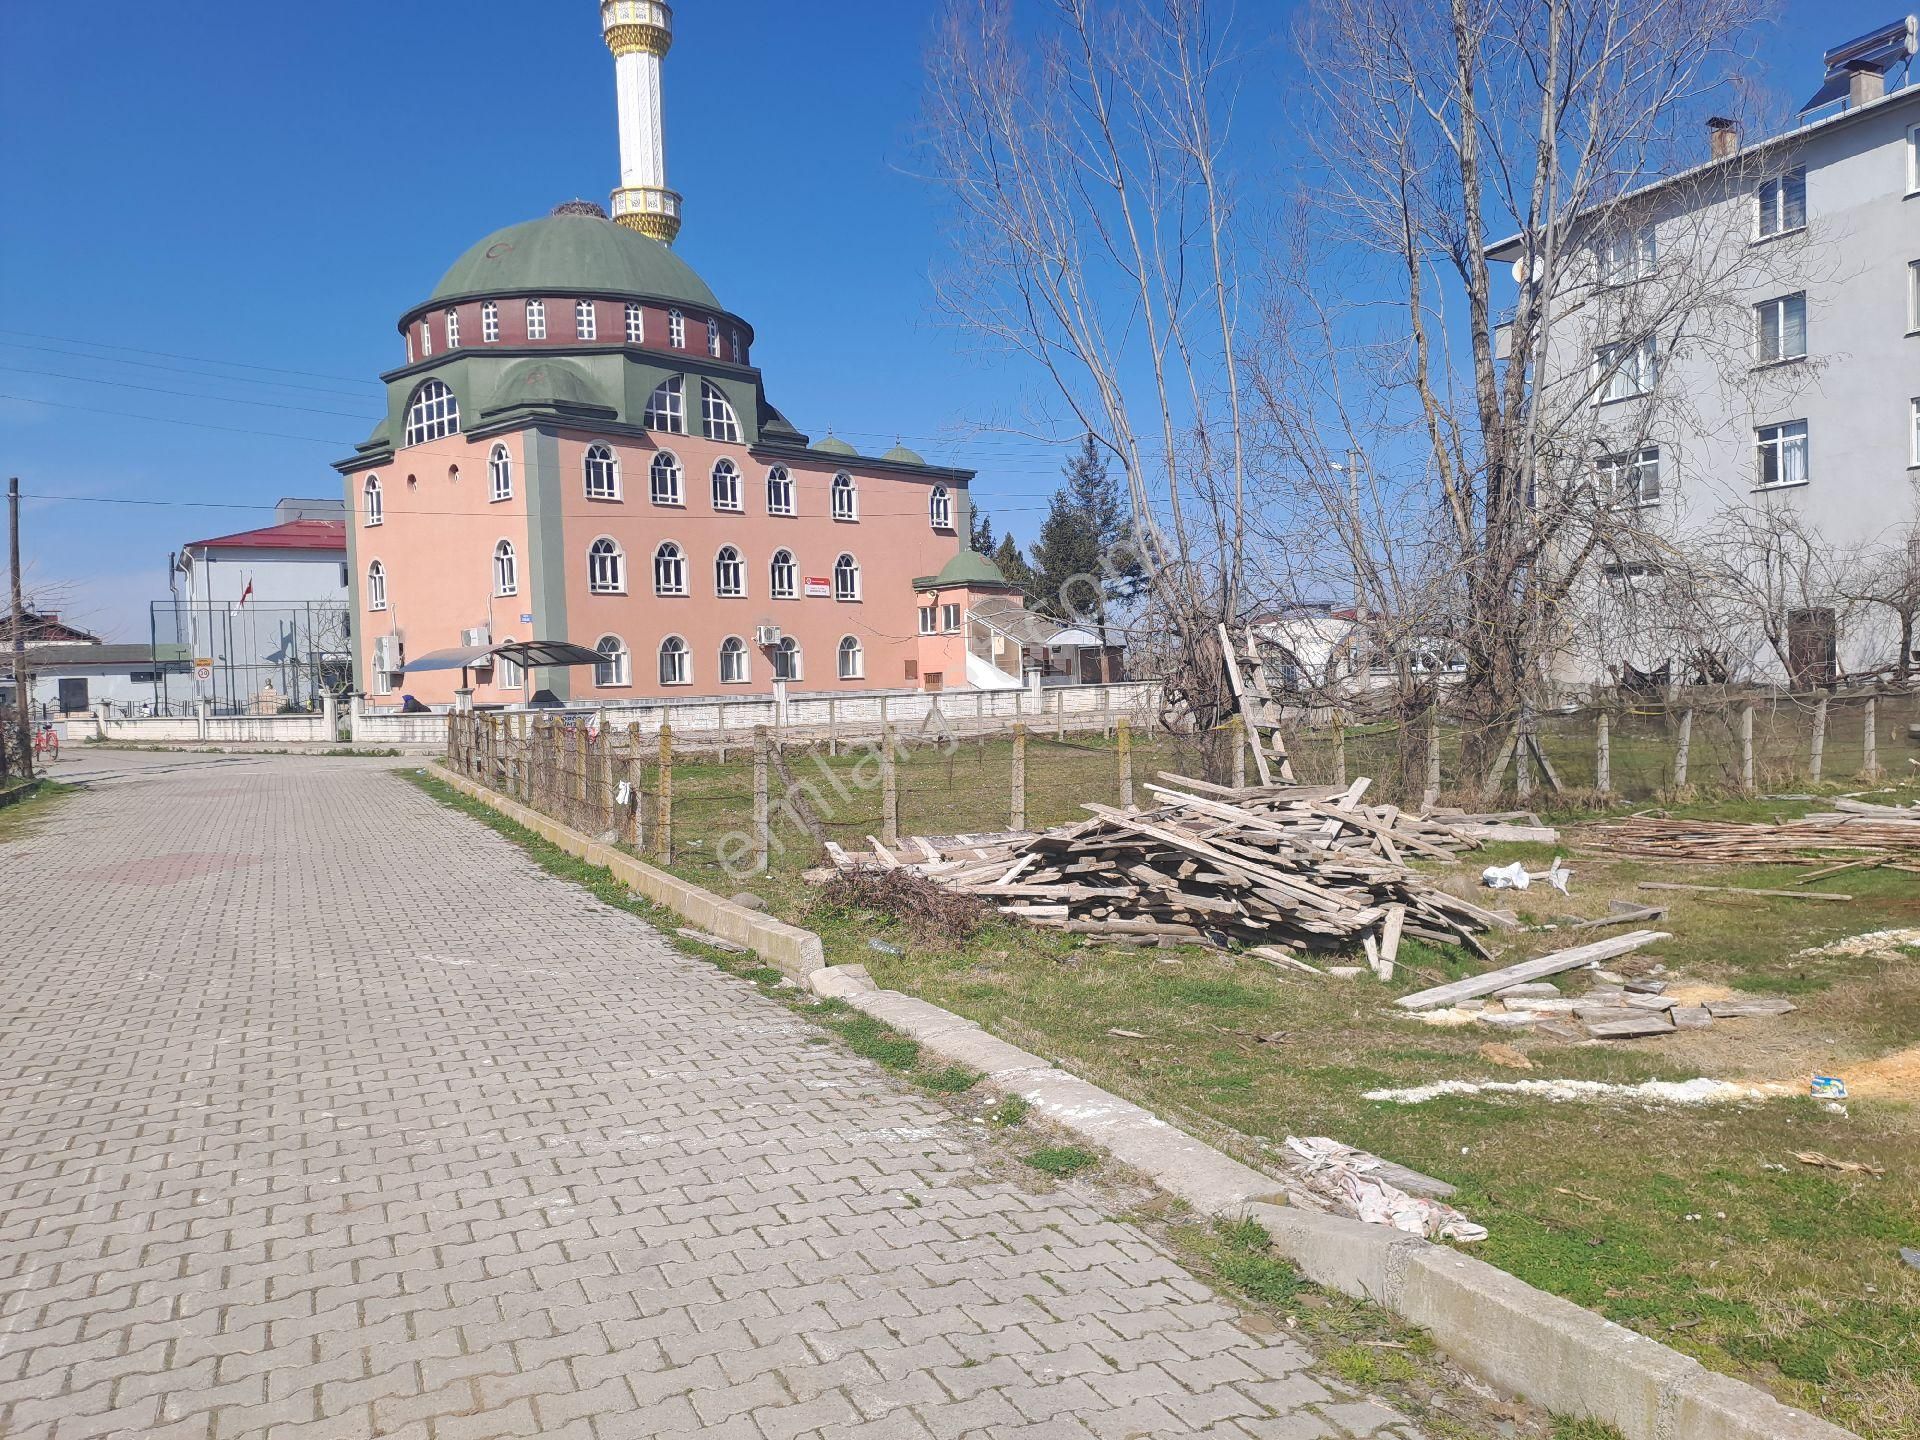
[1029,435,1136,621]
[993,534,1038,596]
[969,504,996,554]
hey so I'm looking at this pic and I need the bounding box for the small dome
[485,357,615,415]
[881,442,926,465]
[815,434,857,457]
[430,213,720,310]
[930,549,1016,589]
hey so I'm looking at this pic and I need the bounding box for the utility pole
[8,477,30,781]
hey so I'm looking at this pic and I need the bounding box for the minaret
[601,1,682,245]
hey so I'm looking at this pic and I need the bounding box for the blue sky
[0,1,1894,638]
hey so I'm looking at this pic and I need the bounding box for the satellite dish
[1510,252,1544,285]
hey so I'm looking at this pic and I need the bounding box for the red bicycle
[31,724,59,762]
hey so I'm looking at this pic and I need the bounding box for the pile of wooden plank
[828,775,1512,969]
[1577,803,1920,866]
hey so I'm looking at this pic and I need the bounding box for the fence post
[516,714,530,802]
[1054,688,1065,740]
[1673,708,1693,788]
[1809,695,1827,782]
[656,723,674,863]
[1011,722,1027,831]
[1739,702,1755,792]
[1423,706,1441,809]
[1116,716,1134,808]
[1864,697,1880,779]
[1102,685,1113,739]
[623,724,642,848]
[881,723,899,846]
[716,704,727,763]
[752,725,771,873]
[1596,710,1611,794]
[1331,707,1347,787]
[827,697,837,757]
[1229,714,1246,789]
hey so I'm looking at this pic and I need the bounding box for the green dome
[430,214,721,310]
[931,549,1014,588]
[881,443,926,465]
[815,434,857,457]
[483,358,615,416]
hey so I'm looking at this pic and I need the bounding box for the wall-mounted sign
[519,613,534,624]
[803,577,832,598]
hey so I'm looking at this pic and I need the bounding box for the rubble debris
[1364,1076,1794,1106]
[1580,810,1920,865]
[1638,881,1852,903]
[1794,1150,1884,1178]
[1395,931,1668,1010]
[1280,1137,1486,1242]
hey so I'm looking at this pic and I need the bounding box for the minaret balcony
[611,185,683,244]
[602,0,672,55]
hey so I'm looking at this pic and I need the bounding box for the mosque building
[335,1,1043,708]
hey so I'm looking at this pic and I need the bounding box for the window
[482,300,500,343]
[731,329,744,363]
[668,308,685,348]
[831,472,857,521]
[714,545,745,597]
[941,602,961,632]
[772,636,801,682]
[650,450,683,506]
[837,635,864,680]
[658,635,690,686]
[588,537,625,593]
[584,443,621,500]
[1910,397,1920,467]
[1756,293,1807,363]
[1757,168,1806,238]
[918,605,936,635]
[707,318,720,357]
[1600,561,1660,584]
[526,298,546,340]
[700,380,740,442]
[363,475,382,526]
[374,667,392,696]
[404,380,460,445]
[421,319,432,357]
[1909,260,1920,333]
[497,639,524,691]
[833,552,860,601]
[366,560,387,611]
[929,484,954,529]
[653,541,687,595]
[1756,420,1810,488]
[444,309,460,349]
[1597,226,1655,286]
[405,331,414,364]
[644,376,684,433]
[1910,122,1920,194]
[625,302,643,344]
[711,458,741,510]
[575,299,597,341]
[595,634,631,688]
[766,465,794,515]
[1596,446,1661,506]
[719,636,749,683]
[488,444,512,502]
[493,540,518,596]
[1593,338,1655,403]
[770,548,797,598]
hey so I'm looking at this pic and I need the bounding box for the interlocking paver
[0,751,1417,1439]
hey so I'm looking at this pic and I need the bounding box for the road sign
[193,659,213,682]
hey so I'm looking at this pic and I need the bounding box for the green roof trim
[428,214,721,312]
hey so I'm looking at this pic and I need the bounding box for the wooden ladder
[1217,623,1296,786]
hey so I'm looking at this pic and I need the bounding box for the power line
[19,489,1062,521]
[0,328,384,389]
[0,340,382,400]
[0,365,379,421]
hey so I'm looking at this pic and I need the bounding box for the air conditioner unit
[754,624,781,647]
[461,625,492,649]
[372,635,403,673]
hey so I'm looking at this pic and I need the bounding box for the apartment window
[714,545,744,597]
[941,602,961,632]
[595,635,631,688]
[701,380,741,443]
[929,484,954,529]
[668,308,685,348]
[1597,446,1661,506]
[588,537,625,593]
[650,451,683,506]
[837,635,864,680]
[654,541,687,596]
[488,444,512,502]
[1757,168,1806,239]
[404,380,459,445]
[1593,338,1655,403]
[1756,293,1807,364]
[526,299,546,340]
[1911,397,1920,467]
[707,318,720,357]
[772,636,801,682]
[711,458,741,510]
[497,640,523,691]
[831,472,857,521]
[918,605,936,635]
[658,636,690,686]
[493,540,517,596]
[584,443,621,500]
[1601,561,1660,584]
[770,548,797,598]
[766,465,794,515]
[366,560,387,611]
[719,636,749,684]
[833,553,860,601]
[482,301,500,343]
[644,376,684,433]
[625,302,644,344]
[1908,259,1920,333]
[374,667,392,696]
[574,299,597,341]
[1909,122,1920,194]
[445,309,460,349]
[363,475,382,526]
[1597,226,1655,286]
[1756,420,1810,488]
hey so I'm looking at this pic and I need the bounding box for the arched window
[772,636,801,682]
[929,484,954,530]
[831,472,857,521]
[574,299,597,340]
[584,443,621,500]
[653,541,687,596]
[668,308,686,349]
[363,475,382,526]
[659,635,691,686]
[482,300,500,343]
[525,298,547,340]
[625,302,644,343]
[731,329,745,363]
[700,381,740,443]
[420,318,432,358]
[644,375,684,433]
[711,458,741,511]
[719,636,749,684]
[766,465,794,516]
[706,318,720,357]
[444,308,461,349]
[833,552,860,601]
[650,451,683,506]
[769,548,797,599]
[493,540,517,596]
[497,637,524,690]
[714,545,744,597]
[837,635,864,680]
[588,537,625,594]
[488,445,512,502]
[404,380,459,446]
[366,560,387,611]
[594,634,630,688]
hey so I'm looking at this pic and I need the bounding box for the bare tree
[1839,504,1920,685]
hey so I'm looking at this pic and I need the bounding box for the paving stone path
[0,751,1422,1440]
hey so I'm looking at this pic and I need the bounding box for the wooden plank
[1379,905,1405,975]
[1636,882,1852,902]
[1394,930,1670,1010]
[1583,1013,1676,1039]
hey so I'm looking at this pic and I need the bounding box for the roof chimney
[1848,62,1887,107]
[1708,116,1740,161]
